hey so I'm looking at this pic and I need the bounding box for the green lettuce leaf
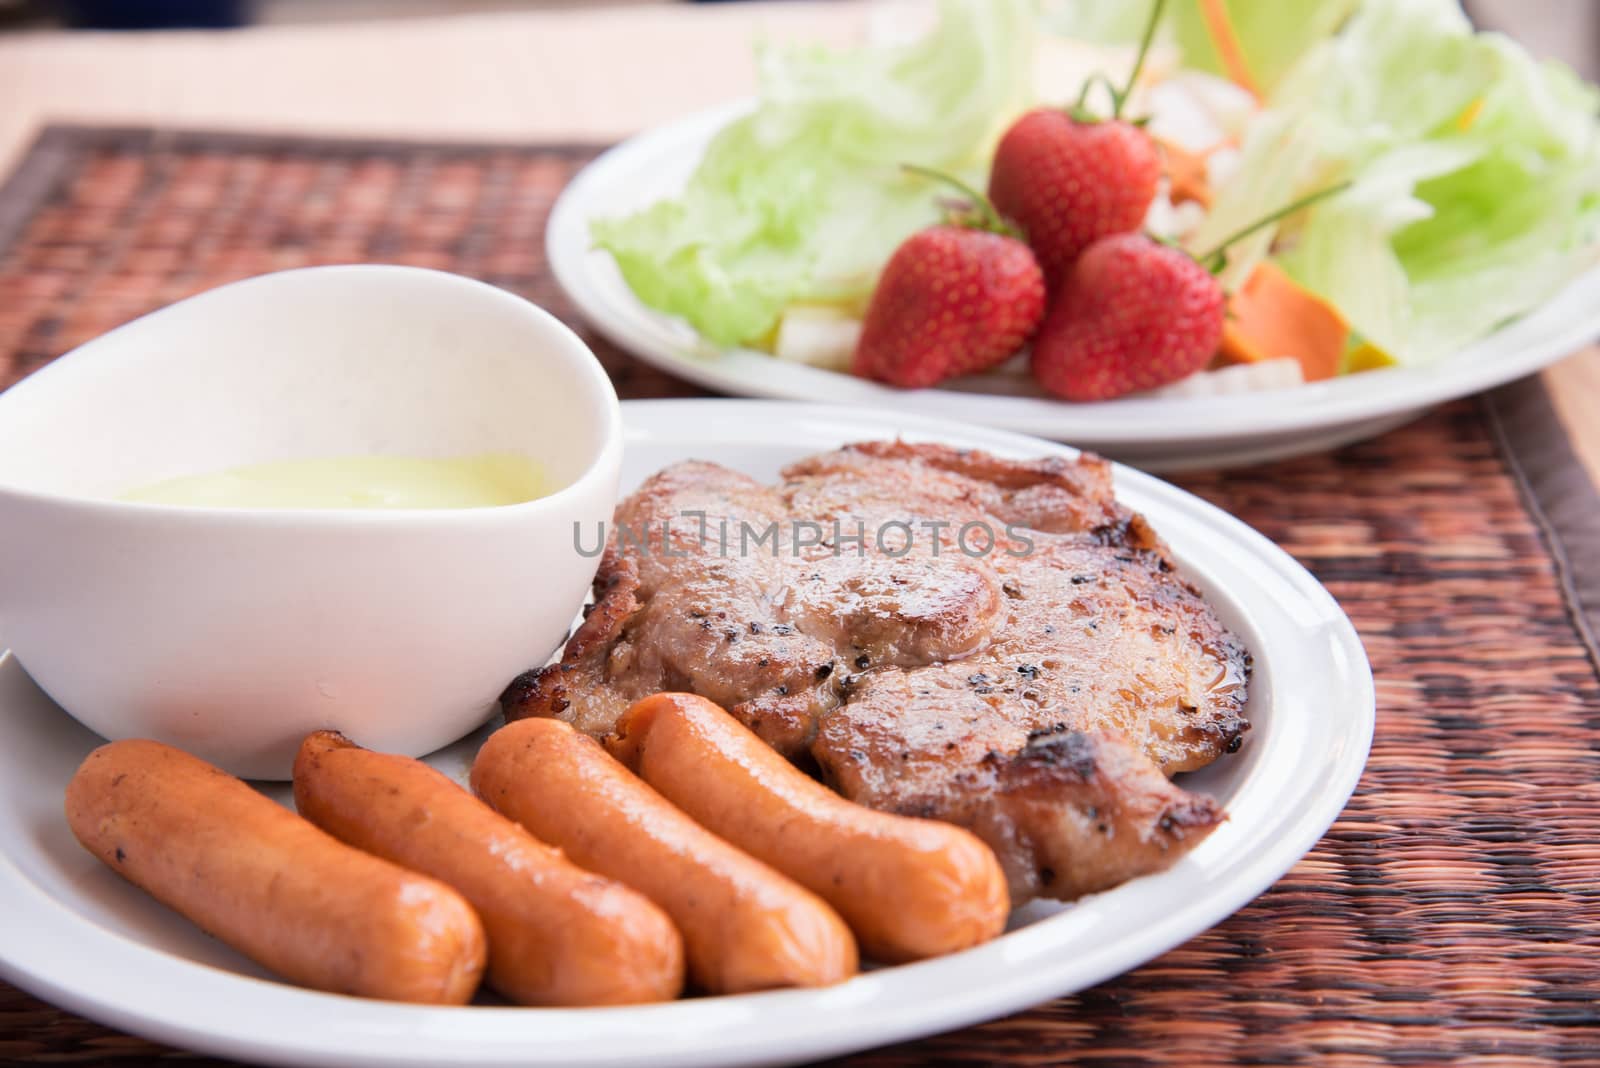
[1166,0,1360,96]
[1043,0,1358,97]
[1189,0,1600,365]
[593,0,1035,349]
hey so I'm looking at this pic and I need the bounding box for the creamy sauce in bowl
[118,454,545,510]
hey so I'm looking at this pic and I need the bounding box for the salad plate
[0,400,1373,1067]
[549,103,1600,471]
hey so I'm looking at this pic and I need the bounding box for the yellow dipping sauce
[119,453,545,510]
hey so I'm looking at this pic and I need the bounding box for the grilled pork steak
[503,442,1250,903]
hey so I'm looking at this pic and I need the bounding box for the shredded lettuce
[1186,0,1600,365]
[592,0,1035,349]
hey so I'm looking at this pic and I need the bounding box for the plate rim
[0,399,1376,1068]
[547,100,1600,451]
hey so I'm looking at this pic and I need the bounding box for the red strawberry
[989,109,1161,288]
[988,0,1167,288]
[1031,233,1224,402]
[1029,178,1354,403]
[853,225,1045,390]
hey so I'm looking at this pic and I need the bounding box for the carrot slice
[1198,0,1262,101]
[1218,262,1349,382]
[1158,138,1214,208]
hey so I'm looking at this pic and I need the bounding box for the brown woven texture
[1,128,1598,1068]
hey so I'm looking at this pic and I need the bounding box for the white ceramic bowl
[0,266,622,779]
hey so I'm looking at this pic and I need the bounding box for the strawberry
[989,111,1160,289]
[852,172,1045,389]
[1031,233,1224,402]
[1031,182,1354,402]
[987,0,1165,288]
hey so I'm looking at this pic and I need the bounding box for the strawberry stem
[1196,180,1354,271]
[902,163,1019,238]
[1074,72,1120,117]
[1112,0,1166,121]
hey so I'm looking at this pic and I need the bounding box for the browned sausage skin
[471,717,857,994]
[293,730,684,1006]
[609,693,1010,963]
[65,738,485,1004]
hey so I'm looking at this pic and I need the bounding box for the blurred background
[0,0,634,27]
[1468,0,1598,78]
[0,0,1592,68]
[0,1,1594,179]
[0,0,1589,42]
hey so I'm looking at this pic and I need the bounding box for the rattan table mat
[1,127,1597,1068]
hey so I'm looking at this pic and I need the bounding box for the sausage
[608,693,1010,963]
[471,717,857,994]
[64,738,485,1004]
[293,730,684,1006]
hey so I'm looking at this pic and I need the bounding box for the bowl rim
[0,265,624,528]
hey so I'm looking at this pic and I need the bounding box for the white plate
[0,400,1373,1068]
[547,101,1600,470]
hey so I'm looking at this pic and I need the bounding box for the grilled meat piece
[503,442,1250,903]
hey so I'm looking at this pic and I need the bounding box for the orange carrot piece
[1198,0,1262,101]
[1218,262,1348,382]
[1158,138,1214,208]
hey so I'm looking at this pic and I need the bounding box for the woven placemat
[1,126,1598,1068]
